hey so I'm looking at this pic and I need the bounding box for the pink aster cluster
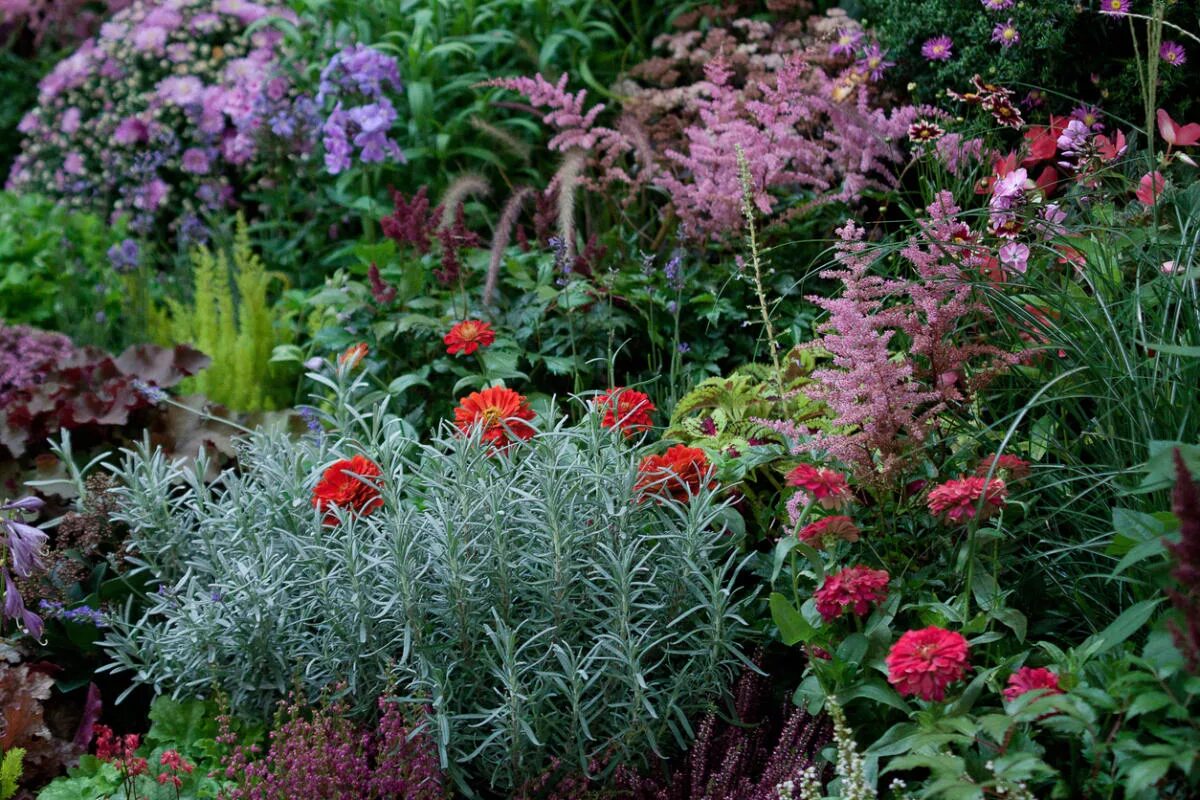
[0,0,131,49]
[814,565,890,622]
[6,0,315,240]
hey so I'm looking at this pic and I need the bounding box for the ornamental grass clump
[100,377,752,792]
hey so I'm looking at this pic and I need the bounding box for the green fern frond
[0,747,24,800]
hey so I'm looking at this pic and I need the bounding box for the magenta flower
[921,35,954,61]
[992,19,1020,49]
[181,148,211,174]
[1160,41,1187,67]
[1071,104,1105,131]
[857,42,895,82]
[982,0,1014,9]
[829,28,864,58]
[999,241,1030,274]
[1099,0,1130,16]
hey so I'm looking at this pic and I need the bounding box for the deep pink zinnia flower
[797,515,861,548]
[927,476,1007,523]
[886,626,969,701]
[1099,0,1130,16]
[786,464,852,509]
[992,19,1020,49]
[814,566,890,622]
[1003,666,1063,702]
[1160,41,1187,67]
[976,454,1031,480]
[921,35,954,61]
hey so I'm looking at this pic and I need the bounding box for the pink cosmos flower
[992,19,1019,49]
[921,35,954,61]
[1160,41,1187,67]
[998,241,1030,274]
[1136,171,1165,205]
[1003,666,1062,701]
[886,626,969,701]
[927,476,1008,523]
[814,566,890,621]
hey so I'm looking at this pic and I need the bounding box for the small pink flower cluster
[6,0,314,241]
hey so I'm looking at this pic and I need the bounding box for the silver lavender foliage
[99,387,752,791]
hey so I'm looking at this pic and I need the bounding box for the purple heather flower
[107,238,140,273]
[981,0,1014,8]
[1098,0,1130,16]
[857,41,895,82]
[1161,41,1187,67]
[921,35,954,61]
[992,19,1020,49]
[181,148,211,174]
[829,28,863,58]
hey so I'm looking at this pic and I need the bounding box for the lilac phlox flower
[1160,41,1187,66]
[347,101,402,163]
[992,19,1020,49]
[829,28,863,58]
[1056,119,1091,163]
[107,238,141,273]
[1037,204,1068,238]
[989,167,1028,212]
[317,44,403,105]
[998,241,1030,274]
[921,35,954,61]
[857,42,895,82]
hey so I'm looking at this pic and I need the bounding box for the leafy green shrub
[100,374,752,792]
[0,192,128,348]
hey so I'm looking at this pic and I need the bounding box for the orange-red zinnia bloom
[453,386,536,448]
[635,445,716,503]
[814,565,890,622]
[786,463,852,509]
[886,626,970,701]
[596,387,656,437]
[444,319,496,356]
[1003,666,1062,702]
[927,476,1007,523]
[975,454,1031,480]
[798,515,861,548]
[311,454,384,526]
[338,342,369,369]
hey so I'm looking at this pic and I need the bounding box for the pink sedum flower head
[1003,666,1063,702]
[927,476,1008,523]
[814,566,890,622]
[1099,0,1130,16]
[921,35,954,61]
[992,19,1020,49]
[886,626,970,701]
[1160,41,1187,67]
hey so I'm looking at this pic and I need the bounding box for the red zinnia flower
[453,386,536,448]
[786,463,852,510]
[635,445,716,504]
[976,454,1031,480]
[814,565,890,622]
[927,476,1007,523]
[444,319,496,356]
[1003,666,1062,702]
[338,342,369,369]
[886,626,970,701]
[797,515,861,548]
[311,454,385,526]
[596,387,656,437]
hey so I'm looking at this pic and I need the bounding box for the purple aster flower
[829,28,863,58]
[113,116,149,145]
[156,75,205,106]
[1071,104,1105,131]
[181,147,211,175]
[107,238,141,273]
[1098,0,1130,16]
[60,107,81,134]
[857,42,895,82]
[1161,41,1187,67]
[921,35,954,61]
[992,19,1020,49]
[981,0,1014,9]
